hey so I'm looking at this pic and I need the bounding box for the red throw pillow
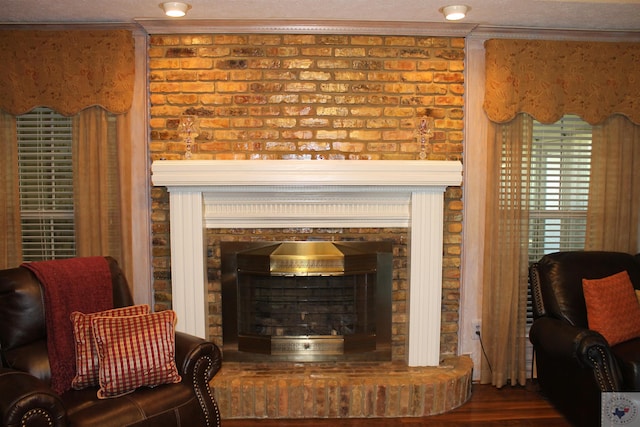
[92,310,181,399]
[583,271,640,346]
[70,305,150,389]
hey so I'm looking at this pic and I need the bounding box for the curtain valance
[0,30,134,116]
[483,39,640,125]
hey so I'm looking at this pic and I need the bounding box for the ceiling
[1,0,639,32]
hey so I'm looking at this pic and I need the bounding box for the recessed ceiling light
[162,2,191,18]
[441,5,469,21]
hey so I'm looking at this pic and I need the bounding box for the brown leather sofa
[0,257,222,427]
[529,251,640,427]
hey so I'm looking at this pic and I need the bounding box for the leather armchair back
[0,257,133,381]
[531,251,640,327]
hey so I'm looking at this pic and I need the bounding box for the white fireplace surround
[151,160,462,366]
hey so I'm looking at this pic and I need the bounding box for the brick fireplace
[152,159,471,419]
[151,159,462,366]
[147,31,470,419]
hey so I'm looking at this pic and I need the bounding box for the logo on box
[603,393,640,426]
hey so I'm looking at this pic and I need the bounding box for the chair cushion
[583,271,640,346]
[92,310,181,399]
[70,305,150,389]
[63,381,197,426]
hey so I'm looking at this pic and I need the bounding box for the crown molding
[468,25,640,42]
[0,22,147,36]
[135,18,476,37]
[4,20,637,42]
[134,18,640,41]
[0,22,139,30]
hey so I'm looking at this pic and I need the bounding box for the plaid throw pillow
[70,305,150,390]
[92,310,181,399]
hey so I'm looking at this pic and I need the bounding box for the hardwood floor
[222,382,572,426]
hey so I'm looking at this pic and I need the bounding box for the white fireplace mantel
[151,160,462,366]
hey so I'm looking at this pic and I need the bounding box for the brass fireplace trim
[236,241,379,276]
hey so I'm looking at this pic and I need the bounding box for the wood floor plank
[222,383,572,426]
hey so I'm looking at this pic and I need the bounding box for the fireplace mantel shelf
[151,159,463,367]
[152,159,462,189]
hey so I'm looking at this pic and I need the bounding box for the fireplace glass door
[238,268,376,355]
[222,241,392,362]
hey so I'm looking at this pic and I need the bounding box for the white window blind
[17,107,76,261]
[528,115,592,263]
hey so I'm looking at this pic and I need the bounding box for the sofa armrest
[174,332,222,381]
[0,368,66,427]
[530,316,622,390]
[173,332,222,427]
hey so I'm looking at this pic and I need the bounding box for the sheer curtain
[0,111,21,268]
[587,115,640,251]
[73,107,133,275]
[481,39,640,387]
[480,114,532,387]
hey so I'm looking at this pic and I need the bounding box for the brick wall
[149,33,464,359]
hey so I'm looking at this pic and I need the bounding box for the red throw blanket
[22,256,113,394]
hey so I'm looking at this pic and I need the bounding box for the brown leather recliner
[529,251,640,427]
[0,257,222,427]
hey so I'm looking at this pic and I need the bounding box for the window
[17,107,75,261]
[528,115,592,263]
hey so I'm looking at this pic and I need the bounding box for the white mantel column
[167,190,208,338]
[408,189,446,366]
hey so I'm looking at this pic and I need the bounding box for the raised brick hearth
[211,355,472,419]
